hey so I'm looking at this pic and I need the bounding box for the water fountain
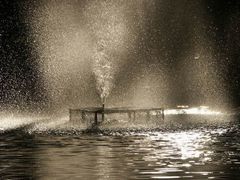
[2,1,240,179]
[18,0,233,132]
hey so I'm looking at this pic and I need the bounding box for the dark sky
[0,0,240,110]
[206,0,240,106]
[0,0,47,110]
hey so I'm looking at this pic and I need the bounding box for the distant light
[199,106,209,109]
[194,54,200,60]
[177,105,189,108]
[165,107,222,115]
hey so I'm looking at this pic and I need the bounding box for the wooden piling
[128,112,132,120]
[102,103,105,122]
[69,109,72,121]
[81,112,86,121]
[162,108,165,120]
[146,111,150,121]
[94,112,98,126]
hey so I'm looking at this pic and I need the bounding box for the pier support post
[146,111,150,121]
[81,112,86,122]
[69,109,72,121]
[102,112,104,122]
[133,111,136,121]
[94,112,98,126]
[162,108,165,120]
[102,103,105,122]
[128,112,132,120]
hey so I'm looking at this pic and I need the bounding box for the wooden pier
[69,107,165,127]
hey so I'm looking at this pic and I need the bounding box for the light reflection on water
[0,124,240,179]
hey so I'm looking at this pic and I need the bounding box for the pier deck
[69,107,165,127]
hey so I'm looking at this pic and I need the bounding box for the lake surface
[0,116,240,179]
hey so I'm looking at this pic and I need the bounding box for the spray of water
[28,0,148,109]
[93,41,113,104]
[18,0,235,133]
[84,0,129,104]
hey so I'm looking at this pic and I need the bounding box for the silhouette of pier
[69,107,165,128]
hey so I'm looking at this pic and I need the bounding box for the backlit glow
[165,106,222,115]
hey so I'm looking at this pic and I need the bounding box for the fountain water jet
[93,41,113,105]
[85,0,130,107]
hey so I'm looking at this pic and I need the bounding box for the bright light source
[165,107,222,115]
[177,105,189,108]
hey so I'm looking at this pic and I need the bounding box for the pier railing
[69,107,165,127]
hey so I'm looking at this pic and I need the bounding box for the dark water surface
[0,121,240,179]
